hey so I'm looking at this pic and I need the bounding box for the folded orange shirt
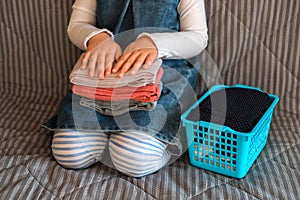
[72,67,163,102]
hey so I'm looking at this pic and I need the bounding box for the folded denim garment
[79,97,157,116]
[70,54,162,88]
[72,67,163,102]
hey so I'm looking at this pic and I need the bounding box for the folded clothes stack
[69,56,164,116]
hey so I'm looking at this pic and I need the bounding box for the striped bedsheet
[1,0,299,199]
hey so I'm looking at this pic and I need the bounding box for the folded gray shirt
[79,97,157,116]
[70,54,162,88]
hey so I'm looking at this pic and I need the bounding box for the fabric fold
[70,55,162,88]
[72,67,164,102]
[79,97,157,116]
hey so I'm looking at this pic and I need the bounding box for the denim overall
[43,0,200,155]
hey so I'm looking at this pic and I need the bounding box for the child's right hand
[82,32,122,79]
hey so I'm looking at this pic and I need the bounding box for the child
[44,0,208,177]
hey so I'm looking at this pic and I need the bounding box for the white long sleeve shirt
[68,0,208,59]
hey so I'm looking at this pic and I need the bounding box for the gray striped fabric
[1,0,300,199]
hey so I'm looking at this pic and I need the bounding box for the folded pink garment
[72,67,163,102]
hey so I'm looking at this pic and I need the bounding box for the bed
[1,0,300,199]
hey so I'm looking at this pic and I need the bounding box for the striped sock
[109,131,170,177]
[51,131,108,169]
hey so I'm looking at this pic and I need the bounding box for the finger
[81,51,91,69]
[113,52,132,73]
[87,53,98,77]
[130,53,147,75]
[118,53,140,78]
[97,53,105,79]
[105,64,113,77]
[112,46,123,74]
[143,53,157,69]
[115,45,123,60]
[104,53,115,76]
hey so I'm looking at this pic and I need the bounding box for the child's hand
[82,33,122,79]
[113,36,158,78]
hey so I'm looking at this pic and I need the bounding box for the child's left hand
[112,36,158,78]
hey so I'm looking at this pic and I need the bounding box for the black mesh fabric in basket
[187,87,274,133]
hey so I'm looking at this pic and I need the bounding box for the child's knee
[108,131,170,177]
[51,131,108,169]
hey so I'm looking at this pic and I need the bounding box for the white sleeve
[68,0,208,57]
[138,0,208,59]
[67,0,113,50]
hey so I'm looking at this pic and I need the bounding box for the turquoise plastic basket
[181,84,279,178]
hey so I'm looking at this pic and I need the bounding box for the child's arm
[148,0,208,59]
[67,0,112,50]
[67,0,122,79]
[114,0,208,77]
[67,0,208,78]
